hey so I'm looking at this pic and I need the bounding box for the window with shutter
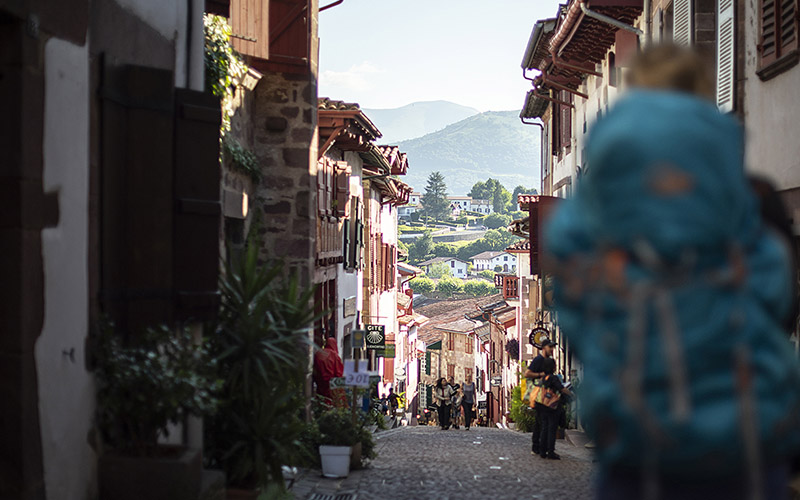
[673,0,693,46]
[335,162,350,218]
[342,219,351,268]
[560,92,572,154]
[716,0,735,112]
[317,162,326,215]
[758,0,799,78]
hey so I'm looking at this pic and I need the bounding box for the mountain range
[396,110,541,196]
[363,101,479,144]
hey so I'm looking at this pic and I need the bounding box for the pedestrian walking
[524,338,556,455]
[447,376,461,429]
[545,44,800,498]
[462,375,477,430]
[388,388,400,417]
[433,377,453,430]
[535,358,572,460]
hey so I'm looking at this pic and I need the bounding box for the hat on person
[541,338,557,348]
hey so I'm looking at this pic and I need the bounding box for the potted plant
[204,243,318,498]
[316,408,358,478]
[94,324,220,500]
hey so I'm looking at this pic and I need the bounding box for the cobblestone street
[291,426,596,500]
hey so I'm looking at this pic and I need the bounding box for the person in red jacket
[313,337,343,403]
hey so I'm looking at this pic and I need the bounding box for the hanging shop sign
[365,324,386,350]
[343,296,357,317]
[352,329,366,349]
[490,376,502,387]
[529,327,550,348]
[379,343,395,358]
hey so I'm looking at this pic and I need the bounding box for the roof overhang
[520,90,549,120]
[522,18,557,70]
[318,98,383,156]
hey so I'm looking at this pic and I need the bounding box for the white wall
[36,37,96,500]
[743,0,800,192]
[115,0,204,90]
[337,152,365,354]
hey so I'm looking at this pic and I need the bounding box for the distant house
[418,257,469,278]
[471,199,492,214]
[470,251,517,272]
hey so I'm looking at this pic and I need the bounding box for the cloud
[320,62,385,92]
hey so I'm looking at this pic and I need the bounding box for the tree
[512,185,538,210]
[436,276,464,296]
[421,172,450,222]
[426,262,452,279]
[464,280,494,297]
[483,213,512,230]
[409,277,435,294]
[432,242,458,258]
[408,231,433,264]
[469,178,512,213]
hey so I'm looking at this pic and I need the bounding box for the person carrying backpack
[535,357,573,460]
[545,45,800,499]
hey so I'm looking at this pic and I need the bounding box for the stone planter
[319,445,352,478]
[98,446,202,500]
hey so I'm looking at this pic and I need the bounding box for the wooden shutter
[317,160,326,214]
[716,0,735,112]
[101,65,175,332]
[173,89,222,321]
[779,0,798,55]
[230,0,270,60]
[762,0,779,65]
[335,161,350,218]
[342,219,351,268]
[673,0,693,46]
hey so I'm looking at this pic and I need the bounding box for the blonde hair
[626,43,715,100]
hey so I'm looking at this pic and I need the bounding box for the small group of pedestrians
[525,339,572,460]
[433,375,477,431]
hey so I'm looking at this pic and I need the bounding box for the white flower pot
[319,445,352,478]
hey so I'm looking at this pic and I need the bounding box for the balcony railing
[494,273,518,299]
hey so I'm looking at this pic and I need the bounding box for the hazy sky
[318,0,560,112]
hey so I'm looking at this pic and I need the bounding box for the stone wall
[250,71,317,284]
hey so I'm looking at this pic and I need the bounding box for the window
[504,256,508,261]
[448,364,455,379]
[450,260,455,268]
[758,0,799,79]
[465,367,473,382]
[466,336,473,354]
[448,333,455,351]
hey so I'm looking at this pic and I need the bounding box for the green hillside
[398,111,541,196]
[364,101,479,143]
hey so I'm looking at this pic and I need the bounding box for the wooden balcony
[494,273,519,300]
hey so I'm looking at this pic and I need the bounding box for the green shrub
[436,276,464,296]
[509,385,537,432]
[464,280,495,297]
[409,277,435,294]
[478,270,496,281]
[410,212,420,222]
[484,213,513,229]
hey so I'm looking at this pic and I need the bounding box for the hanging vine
[204,14,260,183]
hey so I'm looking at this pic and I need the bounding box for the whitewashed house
[418,257,470,278]
[470,251,517,272]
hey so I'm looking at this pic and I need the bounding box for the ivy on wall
[204,14,259,183]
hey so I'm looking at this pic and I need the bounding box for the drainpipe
[320,0,344,12]
[579,2,643,38]
[643,0,651,46]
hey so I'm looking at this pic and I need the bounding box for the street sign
[365,324,385,350]
[330,377,347,388]
[352,329,366,349]
[343,360,375,387]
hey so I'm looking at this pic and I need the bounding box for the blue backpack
[545,90,800,478]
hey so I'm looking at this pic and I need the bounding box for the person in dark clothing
[536,357,572,460]
[524,338,556,455]
[433,377,453,430]
[461,374,477,430]
[387,388,400,416]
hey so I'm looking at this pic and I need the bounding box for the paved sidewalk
[290,426,596,500]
